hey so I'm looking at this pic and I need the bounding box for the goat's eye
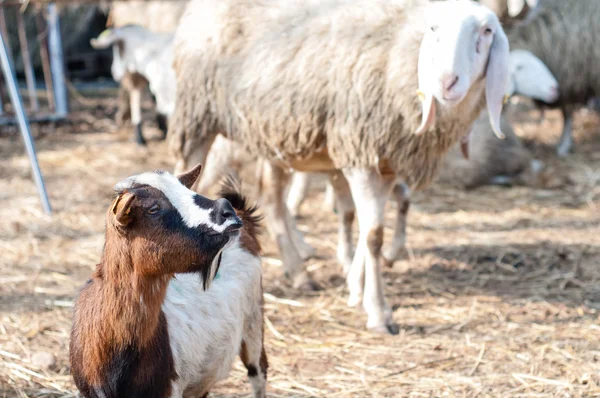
[147,204,160,215]
[516,64,524,71]
[484,28,493,35]
[430,25,438,32]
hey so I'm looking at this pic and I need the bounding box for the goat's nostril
[222,209,235,219]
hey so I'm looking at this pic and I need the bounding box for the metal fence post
[0,31,52,215]
[47,3,68,117]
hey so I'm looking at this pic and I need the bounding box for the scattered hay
[1,95,599,397]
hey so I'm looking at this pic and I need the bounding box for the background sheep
[91,26,176,145]
[506,0,600,156]
[169,0,510,334]
[101,1,186,143]
[70,165,267,398]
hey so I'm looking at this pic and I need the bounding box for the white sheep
[169,0,510,334]
[91,26,176,145]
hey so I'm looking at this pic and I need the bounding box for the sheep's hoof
[368,323,400,335]
[347,294,362,308]
[292,272,321,291]
[382,255,395,269]
[297,243,316,261]
[134,124,147,146]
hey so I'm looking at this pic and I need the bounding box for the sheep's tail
[218,176,263,256]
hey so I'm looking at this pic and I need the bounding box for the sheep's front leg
[383,181,410,268]
[343,168,397,335]
[260,162,317,290]
[327,171,355,274]
[195,136,238,194]
[240,306,268,398]
[286,172,311,218]
[173,133,217,179]
[129,87,146,146]
[556,107,574,157]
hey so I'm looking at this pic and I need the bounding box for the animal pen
[1,0,600,397]
[0,1,72,215]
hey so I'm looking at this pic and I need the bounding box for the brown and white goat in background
[69,164,267,398]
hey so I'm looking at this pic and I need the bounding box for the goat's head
[109,164,242,289]
[416,1,510,138]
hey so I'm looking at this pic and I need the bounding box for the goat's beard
[202,235,238,291]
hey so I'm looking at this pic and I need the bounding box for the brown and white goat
[69,164,267,398]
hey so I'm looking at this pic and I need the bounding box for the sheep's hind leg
[343,168,397,335]
[260,161,318,291]
[240,307,268,398]
[383,182,410,268]
[156,113,168,140]
[556,107,574,157]
[115,83,131,126]
[286,210,316,260]
[328,171,355,275]
[129,87,146,146]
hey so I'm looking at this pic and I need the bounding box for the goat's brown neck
[97,229,171,347]
[76,227,174,386]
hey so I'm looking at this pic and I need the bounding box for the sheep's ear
[90,29,118,49]
[416,33,437,135]
[177,163,203,189]
[416,91,436,135]
[485,26,510,139]
[111,192,136,227]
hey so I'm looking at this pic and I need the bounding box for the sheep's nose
[214,198,241,226]
[548,85,559,100]
[441,74,459,94]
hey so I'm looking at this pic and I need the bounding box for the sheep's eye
[147,204,160,215]
[430,25,438,32]
[484,28,493,35]
[515,64,524,71]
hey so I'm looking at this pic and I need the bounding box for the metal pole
[17,10,40,112]
[0,32,52,215]
[46,3,68,117]
[35,8,55,110]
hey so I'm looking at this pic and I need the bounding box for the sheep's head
[109,164,242,289]
[506,49,558,103]
[416,1,510,139]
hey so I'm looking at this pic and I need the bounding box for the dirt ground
[1,93,599,397]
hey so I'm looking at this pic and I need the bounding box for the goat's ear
[177,164,203,189]
[111,192,136,227]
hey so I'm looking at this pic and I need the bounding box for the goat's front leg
[327,171,355,274]
[240,303,268,398]
[383,181,410,268]
[260,161,318,290]
[343,167,397,335]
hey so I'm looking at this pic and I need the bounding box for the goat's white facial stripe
[114,172,237,233]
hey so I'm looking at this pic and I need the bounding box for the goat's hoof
[368,323,400,335]
[292,273,321,292]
